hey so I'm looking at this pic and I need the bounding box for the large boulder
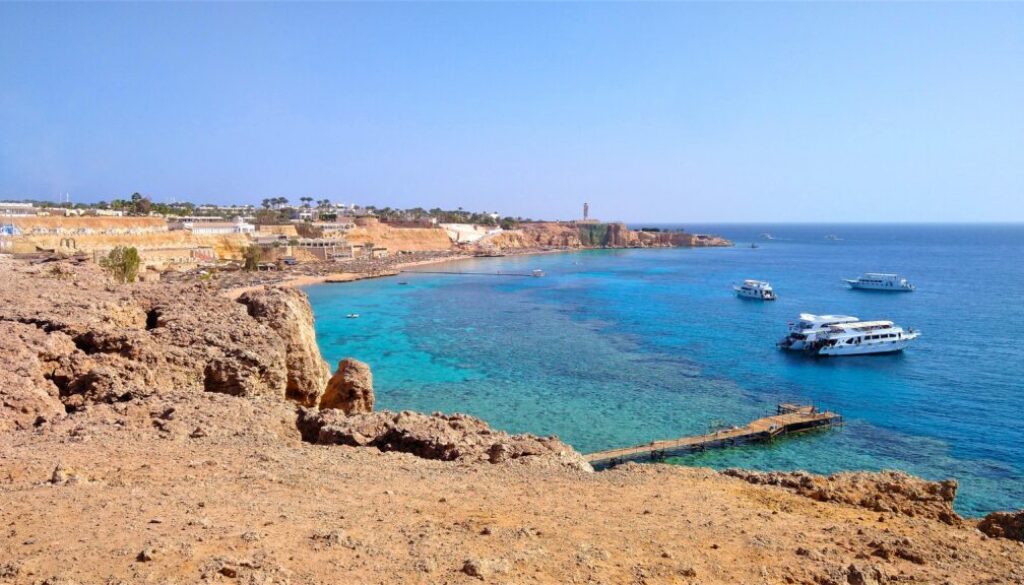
[722,469,961,525]
[319,358,374,414]
[296,409,592,472]
[978,510,1024,541]
[237,287,331,406]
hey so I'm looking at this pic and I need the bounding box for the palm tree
[300,196,313,208]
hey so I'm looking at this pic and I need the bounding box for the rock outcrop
[722,469,961,525]
[0,258,309,425]
[0,321,70,431]
[978,510,1024,541]
[319,358,374,414]
[484,222,732,251]
[237,287,331,406]
[297,409,593,471]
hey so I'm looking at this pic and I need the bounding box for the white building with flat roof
[174,217,255,235]
[1,202,37,217]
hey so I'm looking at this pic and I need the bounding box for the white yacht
[734,280,776,301]
[844,273,915,292]
[805,320,920,356]
[778,314,860,350]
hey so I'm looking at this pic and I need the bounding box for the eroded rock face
[0,258,327,427]
[296,409,593,472]
[0,322,70,431]
[237,287,331,406]
[978,510,1024,541]
[319,358,374,414]
[722,469,961,525]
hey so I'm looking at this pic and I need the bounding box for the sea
[304,224,1024,517]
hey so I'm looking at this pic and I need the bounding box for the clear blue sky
[1,3,1021,222]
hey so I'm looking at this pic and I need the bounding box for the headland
[1,250,1023,584]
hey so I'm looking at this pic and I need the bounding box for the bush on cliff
[242,245,262,271]
[100,246,140,283]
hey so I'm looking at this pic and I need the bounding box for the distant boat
[346,313,360,319]
[532,269,545,277]
[760,232,775,240]
[750,243,759,249]
[843,273,915,292]
[734,279,776,301]
[825,234,842,241]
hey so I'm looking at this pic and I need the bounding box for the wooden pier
[399,269,542,278]
[585,404,843,470]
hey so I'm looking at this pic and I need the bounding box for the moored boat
[844,273,915,292]
[778,314,859,350]
[805,320,920,356]
[734,280,776,301]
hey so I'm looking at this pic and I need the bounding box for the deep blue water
[305,224,1024,516]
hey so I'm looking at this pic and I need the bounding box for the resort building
[0,202,37,217]
[171,217,256,235]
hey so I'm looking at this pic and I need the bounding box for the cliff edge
[1,255,1021,585]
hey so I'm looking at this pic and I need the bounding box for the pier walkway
[585,404,842,470]
[399,269,542,278]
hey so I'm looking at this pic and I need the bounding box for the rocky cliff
[484,222,732,250]
[237,287,331,406]
[2,254,1023,585]
[0,255,587,471]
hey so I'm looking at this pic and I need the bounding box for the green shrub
[100,246,141,283]
[242,245,262,271]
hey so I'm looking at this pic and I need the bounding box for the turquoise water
[305,224,1024,516]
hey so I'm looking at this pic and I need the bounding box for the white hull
[845,280,914,292]
[816,338,914,356]
[735,288,775,300]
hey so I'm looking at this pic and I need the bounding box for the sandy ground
[3,404,1022,585]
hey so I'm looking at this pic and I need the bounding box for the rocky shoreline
[2,254,1022,584]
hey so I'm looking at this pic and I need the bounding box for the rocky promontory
[2,254,1022,584]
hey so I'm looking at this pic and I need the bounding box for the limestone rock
[237,287,331,406]
[319,358,374,414]
[0,322,72,432]
[978,510,1024,541]
[0,257,295,417]
[722,469,961,525]
[296,409,592,472]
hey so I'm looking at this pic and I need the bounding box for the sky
[1,3,1022,223]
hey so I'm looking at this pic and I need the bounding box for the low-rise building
[172,217,255,235]
[0,202,37,217]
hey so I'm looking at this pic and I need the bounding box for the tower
[583,202,589,221]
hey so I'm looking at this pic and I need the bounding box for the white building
[0,202,37,217]
[174,217,255,235]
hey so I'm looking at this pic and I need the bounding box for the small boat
[760,232,775,240]
[843,273,915,292]
[734,280,776,301]
[750,243,759,249]
[804,320,920,356]
[398,282,409,285]
[825,234,842,241]
[778,314,860,350]
[531,269,545,277]
[346,313,360,319]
